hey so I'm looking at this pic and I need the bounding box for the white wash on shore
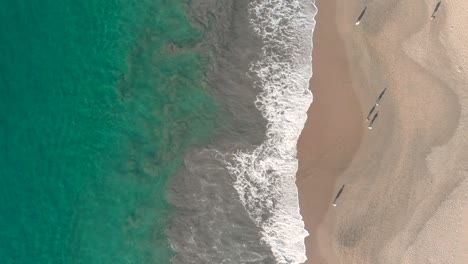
[223,0,317,263]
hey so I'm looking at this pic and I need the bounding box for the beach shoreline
[298,0,468,263]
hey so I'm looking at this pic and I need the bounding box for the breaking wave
[223,0,317,263]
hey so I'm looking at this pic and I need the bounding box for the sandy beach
[297,0,468,263]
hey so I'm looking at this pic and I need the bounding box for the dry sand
[297,0,468,263]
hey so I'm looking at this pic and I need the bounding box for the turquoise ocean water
[0,0,217,263]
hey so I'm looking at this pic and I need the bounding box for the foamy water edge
[223,1,317,263]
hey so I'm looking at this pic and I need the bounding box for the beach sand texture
[297,0,468,263]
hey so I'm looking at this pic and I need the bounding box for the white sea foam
[224,0,317,263]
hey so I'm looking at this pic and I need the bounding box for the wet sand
[297,0,468,263]
[296,0,363,262]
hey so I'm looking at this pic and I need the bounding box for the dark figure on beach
[368,111,379,130]
[366,104,377,121]
[431,1,442,20]
[375,88,387,106]
[332,185,345,207]
[355,6,367,25]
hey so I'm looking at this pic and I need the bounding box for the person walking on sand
[431,1,442,20]
[368,111,379,130]
[332,185,345,207]
[366,104,377,122]
[375,88,387,106]
[355,6,367,25]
